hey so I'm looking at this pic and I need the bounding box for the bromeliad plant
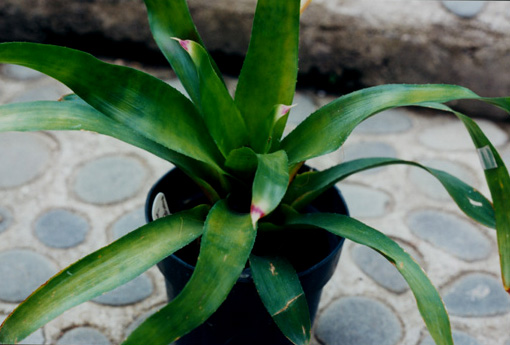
[0,0,509,344]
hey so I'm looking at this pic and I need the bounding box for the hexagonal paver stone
[443,273,510,317]
[407,210,491,262]
[315,296,402,345]
[408,159,478,200]
[0,206,12,233]
[111,207,146,241]
[34,208,89,248]
[0,132,53,188]
[287,92,317,125]
[73,156,146,205]
[56,327,111,345]
[353,109,413,134]
[352,243,422,294]
[442,1,486,18]
[1,64,44,80]
[0,315,45,345]
[418,120,507,151]
[337,183,391,218]
[92,273,153,306]
[0,249,57,302]
[420,330,480,345]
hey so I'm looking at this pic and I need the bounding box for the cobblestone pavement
[0,63,509,345]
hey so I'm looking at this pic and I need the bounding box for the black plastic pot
[145,168,348,345]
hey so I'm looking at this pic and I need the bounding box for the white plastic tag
[477,145,498,170]
[152,192,171,220]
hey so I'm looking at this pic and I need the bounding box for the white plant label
[477,145,498,171]
[152,192,171,220]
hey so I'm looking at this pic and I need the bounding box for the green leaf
[251,151,290,226]
[177,39,249,157]
[281,84,510,164]
[419,102,510,292]
[0,42,224,169]
[235,0,300,151]
[286,213,453,345]
[0,100,221,201]
[250,254,311,345]
[143,0,224,104]
[285,157,495,228]
[0,206,209,344]
[225,147,259,177]
[123,200,256,345]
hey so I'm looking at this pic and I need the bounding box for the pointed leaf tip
[171,37,191,52]
[280,104,295,117]
[250,204,265,228]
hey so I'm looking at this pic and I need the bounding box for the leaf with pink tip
[251,151,289,226]
[177,39,249,157]
[235,0,300,151]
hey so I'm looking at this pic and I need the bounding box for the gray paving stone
[443,273,510,317]
[341,141,397,174]
[408,159,478,200]
[92,273,153,306]
[73,155,146,205]
[353,109,413,134]
[0,249,57,302]
[111,207,145,241]
[352,243,422,294]
[287,92,317,125]
[407,210,491,262]
[315,296,402,345]
[0,132,53,188]
[420,330,480,345]
[505,339,510,345]
[0,206,12,233]
[57,327,111,345]
[343,141,398,161]
[34,208,89,248]
[1,64,44,80]
[442,1,486,18]
[337,183,391,218]
[0,314,45,344]
[9,84,66,103]
[418,120,507,151]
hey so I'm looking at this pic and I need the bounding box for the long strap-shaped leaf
[0,42,224,169]
[123,200,256,345]
[143,0,224,105]
[420,102,510,292]
[250,254,311,345]
[0,100,223,202]
[0,206,209,344]
[281,84,510,164]
[286,213,453,345]
[235,0,300,152]
[177,39,249,157]
[251,151,290,226]
[284,157,495,228]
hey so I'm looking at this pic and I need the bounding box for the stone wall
[1,0,509,119]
